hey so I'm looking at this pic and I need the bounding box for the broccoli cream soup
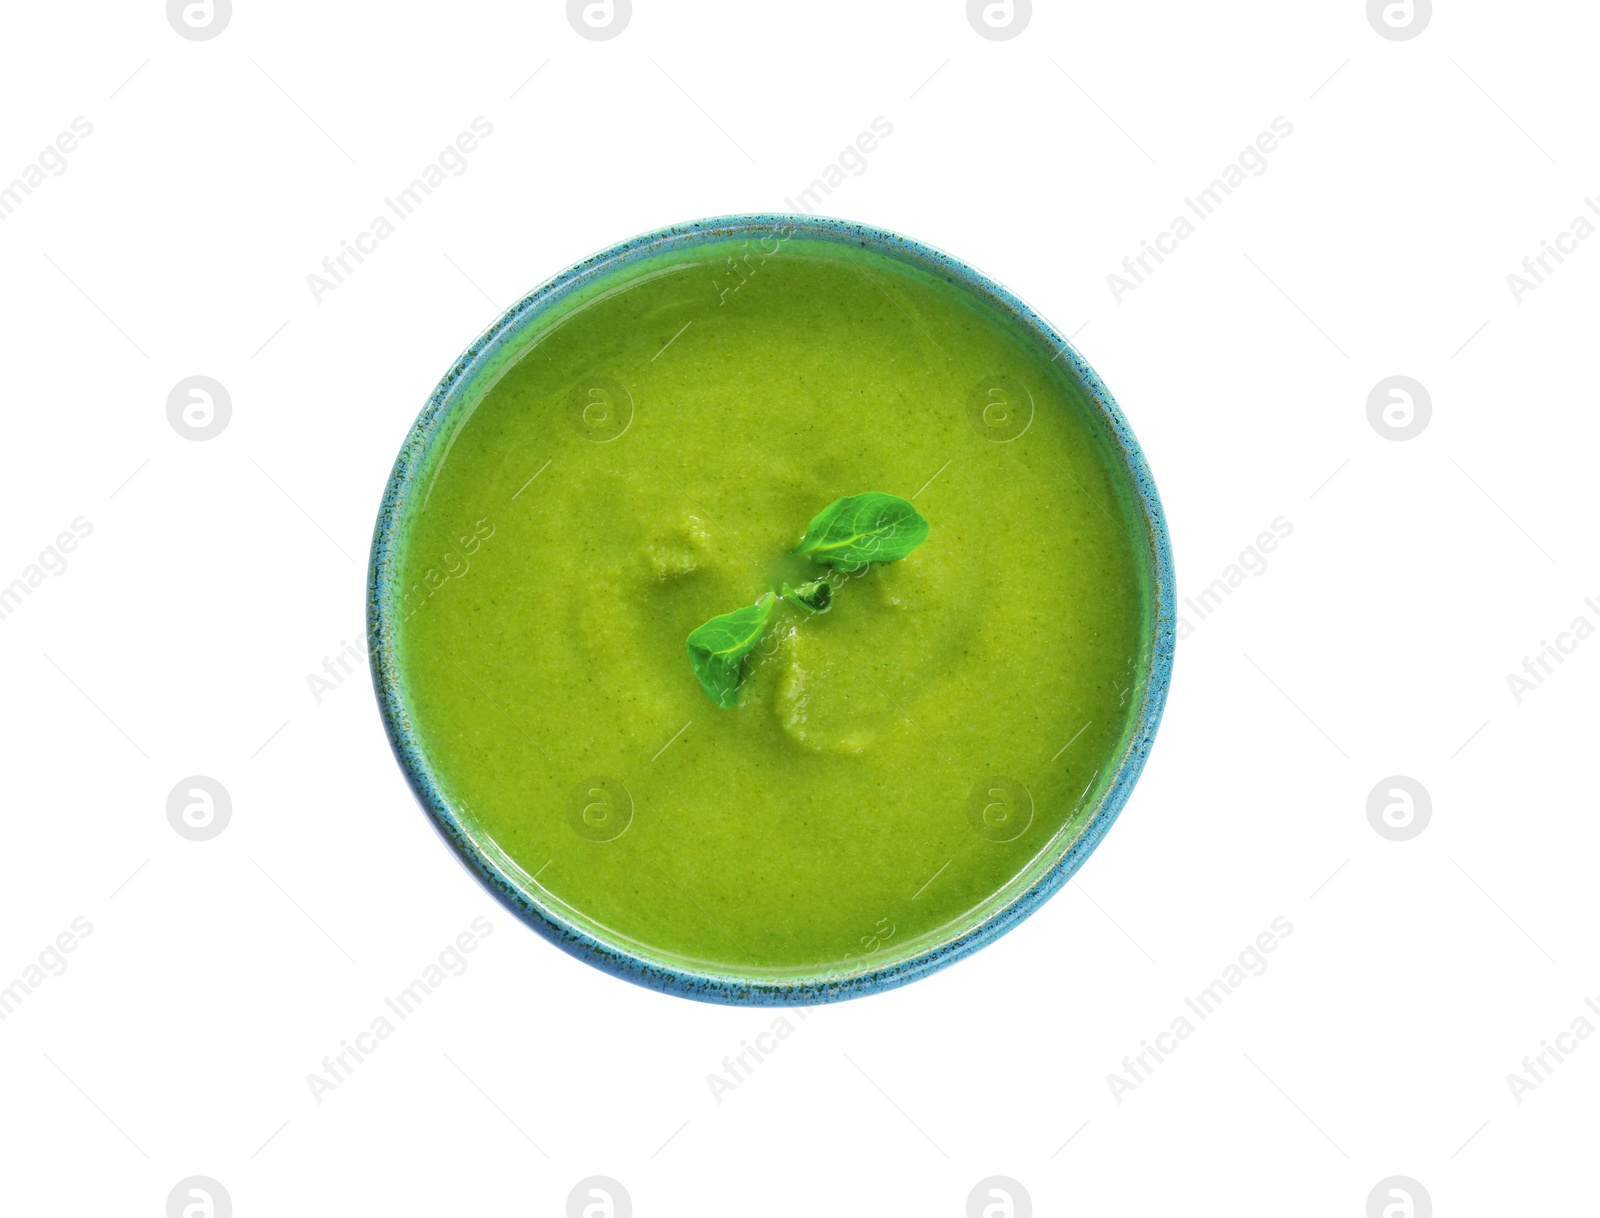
[377,221,1167,993]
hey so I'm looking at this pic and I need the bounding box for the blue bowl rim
[367,212,1176,1006]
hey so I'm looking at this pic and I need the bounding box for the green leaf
[793,492,929,571]
[781,578,833,613]
[685,592,776,709]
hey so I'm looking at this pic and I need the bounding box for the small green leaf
[781,578,833,613]
[685,592,776,709]
[794,492,929,571]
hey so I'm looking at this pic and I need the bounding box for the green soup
[387,227,1158,985]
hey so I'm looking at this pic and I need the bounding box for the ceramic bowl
[368,214,1176,1004]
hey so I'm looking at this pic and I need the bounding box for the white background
[0,1,1594,1213]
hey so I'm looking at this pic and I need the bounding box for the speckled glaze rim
[368,213,1175,1005]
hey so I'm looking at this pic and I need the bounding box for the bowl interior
[368,214,1176,1003]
